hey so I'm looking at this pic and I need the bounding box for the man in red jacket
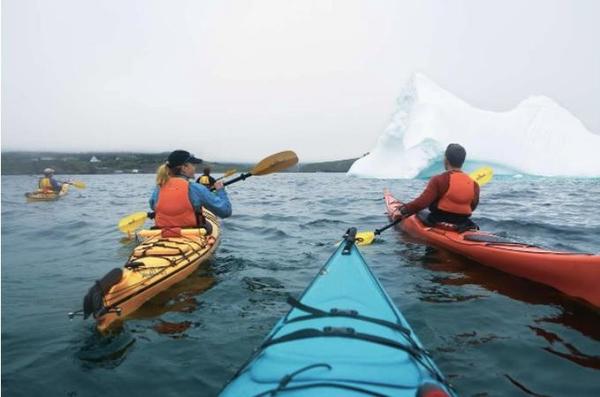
[396,143,480,227]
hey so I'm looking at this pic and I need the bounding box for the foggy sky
[2,0,599,162]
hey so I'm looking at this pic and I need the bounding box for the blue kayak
[220,228,456,397]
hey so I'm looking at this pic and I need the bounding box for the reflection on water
[76,264,217,366]
[505,375,552,397]
[414,241,600,385]
[530,326,600,370]
[77,328,135,368]
[129,266,216,320]
[242,276,285,292]
[153,320,193,335]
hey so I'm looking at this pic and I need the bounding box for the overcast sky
[2,0,599,162]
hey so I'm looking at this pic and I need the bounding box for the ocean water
[2,173,599,397]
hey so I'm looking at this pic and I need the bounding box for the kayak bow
[220,228,456,397]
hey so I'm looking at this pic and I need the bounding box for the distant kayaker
[395,143,479,228]
[38,168,64,193]
[150,150,232,234]
[196,167,216,188]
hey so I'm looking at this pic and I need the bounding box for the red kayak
[384,190,600,307]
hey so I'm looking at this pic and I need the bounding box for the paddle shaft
[207,172,252,192]
[58,180,85,188]
[222,172,252,187]
[375,218,402,235]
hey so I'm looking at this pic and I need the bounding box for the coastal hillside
[1,152,357,175]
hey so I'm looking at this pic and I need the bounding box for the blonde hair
[156,163,187,187]
[155,164,170,187]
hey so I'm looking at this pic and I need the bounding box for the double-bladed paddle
[59,180,86,189]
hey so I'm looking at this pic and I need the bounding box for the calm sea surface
[2,173,600,396]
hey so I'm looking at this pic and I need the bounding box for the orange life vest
[437,171,475,215]
[155,178,198,228]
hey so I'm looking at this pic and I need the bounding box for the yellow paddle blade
[355,231,376,246]
[70,181,86,189]
[118,211,148,234]
[251,150,299,176]
[469,166,493,187]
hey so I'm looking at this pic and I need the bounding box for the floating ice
[348,73,600,178]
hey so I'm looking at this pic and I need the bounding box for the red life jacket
[437,171,475,215]
[155,178,198,228]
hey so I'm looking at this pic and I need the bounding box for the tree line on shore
[1,152,357,175]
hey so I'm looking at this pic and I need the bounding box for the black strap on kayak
[342,227,357,255]
[252,381,389,397]
[275,363,331,390]
[252,361,427,396]
[285,296,413,340]
[260,327,450,388]
[251,363,453,397]
[261,327,423,358]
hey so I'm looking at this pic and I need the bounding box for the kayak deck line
[101,236,211,308]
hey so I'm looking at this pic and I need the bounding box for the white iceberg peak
[348,73,600,178]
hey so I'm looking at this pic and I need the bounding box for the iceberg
[348,73,600,178]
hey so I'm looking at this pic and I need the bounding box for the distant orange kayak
[384,190,600,307]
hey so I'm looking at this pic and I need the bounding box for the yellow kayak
[25,184,69,202]
[82,210,220,332]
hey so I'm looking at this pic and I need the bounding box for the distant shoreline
[0,152,357,175]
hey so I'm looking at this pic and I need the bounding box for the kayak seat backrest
[417,211,434,226]
[417,210,478,233]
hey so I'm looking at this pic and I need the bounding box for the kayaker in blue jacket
[149,150,232,234]
[38,168,64,193]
